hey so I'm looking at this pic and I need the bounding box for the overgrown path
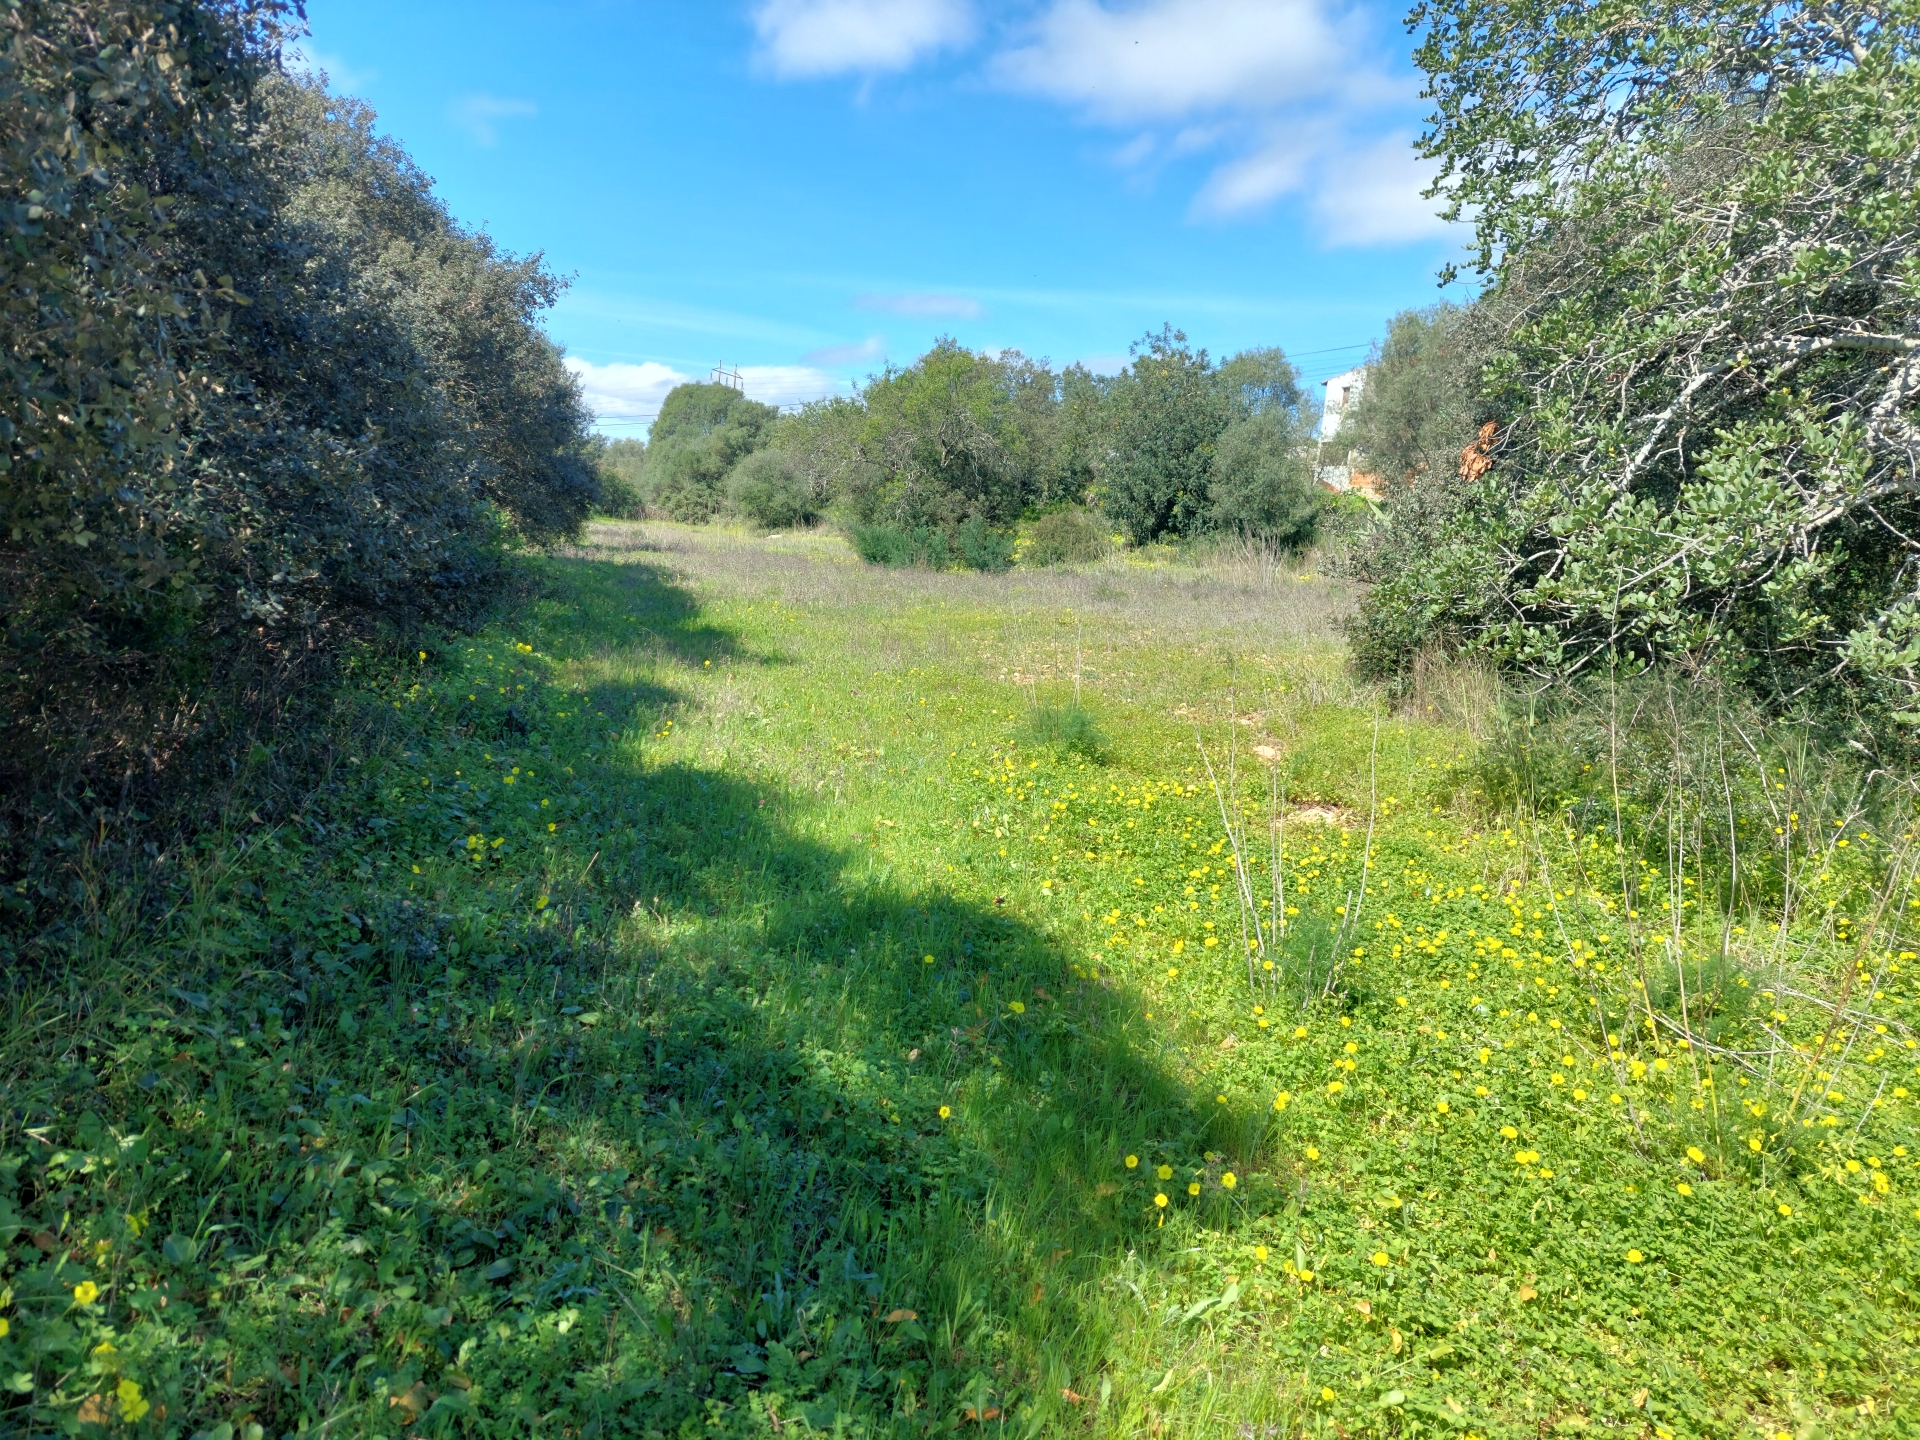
[2,523,1914,1438]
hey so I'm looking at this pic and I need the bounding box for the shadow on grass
[0,554,1251,1440]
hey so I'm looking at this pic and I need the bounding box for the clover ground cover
[1,522,1914,1438]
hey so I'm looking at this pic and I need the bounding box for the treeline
[604,328,1328,568]
[1344,0,1920,741]
[1,1,597,856]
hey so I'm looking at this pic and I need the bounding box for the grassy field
[3,521,1917,1439]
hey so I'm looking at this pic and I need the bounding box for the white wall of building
[1319,366,1366,440]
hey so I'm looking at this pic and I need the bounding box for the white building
[1314,367,1380,496]
[1319,366,1366,440]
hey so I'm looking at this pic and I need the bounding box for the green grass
[2,521,1917,1438]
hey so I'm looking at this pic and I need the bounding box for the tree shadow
[539,552,754,672]
[371,558,1232,1434]
[526,552,802,742]
[10,552,1263,1440]
[494,755,1217,1434]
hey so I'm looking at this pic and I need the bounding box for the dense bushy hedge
[0,0,596,852]
[1021,506,1110,566]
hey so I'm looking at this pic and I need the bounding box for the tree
[1207,347,1321,544]
[850,340,1032,529]
[642,383,778,522]
[772,396,875,516]
[1337,305,1476,491]
[1102,327,1229,544]
[0,4,598,825]
[1352,0,1920,725]
[727,448,816,530]
[1047,363,1111,508]
[1208,411,1322,545]
[596,438,648,516]
[1217,346,1306,418]
[1102,332,1321,545]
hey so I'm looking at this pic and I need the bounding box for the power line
[1287,341,1373,359]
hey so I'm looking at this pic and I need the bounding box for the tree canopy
[640,383,779,522]
[1,0,597,825]
[1354,0,1920,733]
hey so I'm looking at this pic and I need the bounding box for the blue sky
[295,0,1467,434]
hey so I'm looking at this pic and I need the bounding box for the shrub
[955,515,1015,572]
[1022,703,1108,760]
[1102,331,1318,547]
[646,436,731,522]
[851,523,951,568]
[595,439,648,517]
[1336,305,1478,493]
[1101,327,1229,545]
[1207,410,1323,547]
[1023,507,1111,567]
[726,448,814,529]
[848,518,1012,571]
[1365,0,1920,734]
[0,7,597,870]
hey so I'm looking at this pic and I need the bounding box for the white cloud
[739,0,1446,247]
[993,0,1359,121]
[447,93,537,146]
[753,0,973,77]
[982,0,1452,248]
[1078,352,1131,375]
[854,292,983,318]
[1190,134,1312,216]
[566,357,849,431]
[565,359,689,425]
[1188,128,1459,242]
[802,335,887,366]
[1308,133,1455,245]
[740,365,851,406]
[287,45,377,96]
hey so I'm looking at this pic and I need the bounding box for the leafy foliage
[1103,331,1321,547]
[1208,412,1323,546]
[0,4,596,845]
[1022,506,1111,567]
[1360,0,1920,730]
[849,516,1013,571]
[1337,305,1478,493]
[846,341,1046,530]
[594,438,648,517]
[726,447,817,530]
[761,335,1316,562]
[1102,328,1233,545]
[640,383,778,523]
